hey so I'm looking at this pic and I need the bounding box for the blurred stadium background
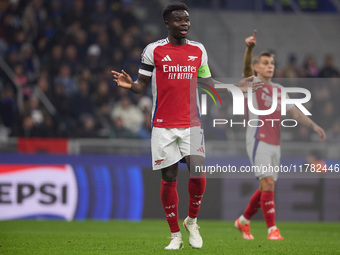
[0,0,340,223]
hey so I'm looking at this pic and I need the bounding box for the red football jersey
[246,82,294,145]
[139,38,211,128]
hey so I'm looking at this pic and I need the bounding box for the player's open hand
[236,75,263,93]
[245,30,257,48]
[111,70,133,89]
[313,125,326,142]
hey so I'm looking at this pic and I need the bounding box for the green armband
[198,64,211,78]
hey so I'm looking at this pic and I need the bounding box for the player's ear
[164,20,169,29]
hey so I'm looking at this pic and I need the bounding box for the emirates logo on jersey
[163,64,197,73]
[163,64,197,80]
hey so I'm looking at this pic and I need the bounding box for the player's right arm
[111,70,151,94]
[243,29,257,78]
[111,43,155,94]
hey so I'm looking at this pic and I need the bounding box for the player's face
[165,10,190,40]
[254,56,275,79]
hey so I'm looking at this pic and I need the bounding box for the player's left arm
[288,106,326,142]
[201,76,262,93]
[198,41,261,93]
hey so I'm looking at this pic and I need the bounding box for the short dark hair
[253,51,275,65]
[162,2,189,21]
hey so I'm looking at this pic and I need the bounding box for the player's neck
[168,35,186,46]
[258,77,272,85]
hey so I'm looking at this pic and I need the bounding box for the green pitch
[0,220,339,254]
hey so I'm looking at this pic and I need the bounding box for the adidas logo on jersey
[197,146,205,153]
[161,55,172,61]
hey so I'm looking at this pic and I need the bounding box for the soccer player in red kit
[234,30,326,240]
[112,2,261,250]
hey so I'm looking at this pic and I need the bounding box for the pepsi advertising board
[0,165,77,220]
[0,155,145,221]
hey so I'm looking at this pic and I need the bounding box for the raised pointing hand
[245,29,257,48]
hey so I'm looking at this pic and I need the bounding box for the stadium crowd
[0,0,339,142]
[0,0,154,139]
[181,0,337,13]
